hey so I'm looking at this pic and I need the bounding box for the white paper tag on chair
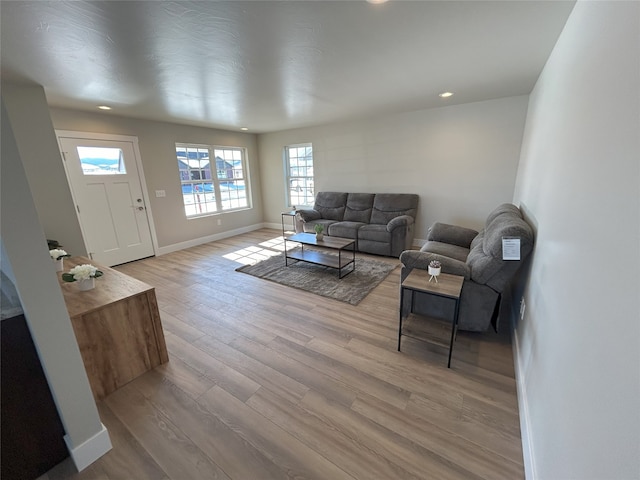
[502,237,521,260]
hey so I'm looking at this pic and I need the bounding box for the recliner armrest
[400,250,471,280]
[296,209,322,223]
[427,222,478,249]
[386,215,414,232]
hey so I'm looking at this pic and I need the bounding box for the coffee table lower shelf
[286,249,355,278]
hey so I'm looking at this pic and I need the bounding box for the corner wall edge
[64,423,112,472]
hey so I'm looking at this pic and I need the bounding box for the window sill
[186,207,252,220]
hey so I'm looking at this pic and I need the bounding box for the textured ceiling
[1,1,575,133]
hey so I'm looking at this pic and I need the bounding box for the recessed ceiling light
[438,92,454,98]
[367,0,389,4]
[97,105,112,110]
[240,127,249,131]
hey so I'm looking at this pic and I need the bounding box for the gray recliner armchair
[400,203,534,331]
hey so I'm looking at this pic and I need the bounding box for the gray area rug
[236,252,397,305]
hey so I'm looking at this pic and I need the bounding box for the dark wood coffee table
[284,233,355,278]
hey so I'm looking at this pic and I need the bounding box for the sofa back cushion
[314,192,348,221]
[467,204,534,289]
[344,193,375,223]
[369,194,419,225]
[485,203,521,226]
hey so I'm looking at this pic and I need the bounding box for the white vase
[428,266,441,277]
[54,258,64,272]
[77,278,95,291]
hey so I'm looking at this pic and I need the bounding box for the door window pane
[77,146,126,175]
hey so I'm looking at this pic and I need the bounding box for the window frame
[284,143,314,208]
[176,143,251,218]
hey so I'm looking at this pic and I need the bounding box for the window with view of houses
[176,144,250,217]
[284,143,314,207]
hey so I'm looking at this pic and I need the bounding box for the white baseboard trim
[263,222,282,231]
[157,223,266,255]
[64,423,112,472]
[512,329,536,480]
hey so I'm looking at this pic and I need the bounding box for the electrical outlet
[217,219,222,226]
[155,190,166,198]
[520,298,526,320]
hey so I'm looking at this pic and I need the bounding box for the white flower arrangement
[62,264,104,282]
[50,249,71,261]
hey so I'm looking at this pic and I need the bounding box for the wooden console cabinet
[59,257,169,400]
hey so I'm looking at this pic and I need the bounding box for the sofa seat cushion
[328,221,366,240]
[420,241,470,263]
[358,224,391,242]
[302,219,338,234]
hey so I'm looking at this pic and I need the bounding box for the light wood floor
[41,229,524,480]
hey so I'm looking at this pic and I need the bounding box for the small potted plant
[50,248,71,272]
[62,264,104,291]
[314,224,324,241]
[428,259,441,283]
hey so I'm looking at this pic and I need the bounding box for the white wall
[1,100,111,470]
[49,108,263,250]
[2,84,86,255]
[512,2,640,479]
[258,96,529,239]
[26,92,527,252]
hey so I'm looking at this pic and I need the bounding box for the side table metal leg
[284,239,288,266]
[447,298,461,368]
[398,288,405,351]
[447,324,456,368]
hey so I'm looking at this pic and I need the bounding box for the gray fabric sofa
[400,203,534,331]
[295,192,419,257]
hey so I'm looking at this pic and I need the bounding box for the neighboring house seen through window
[176,143,249,217]
[285,143,314,207]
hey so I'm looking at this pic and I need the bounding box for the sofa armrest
[400,250,471,280]
[386,215,414,232]
[296,209,322,223]
[427,222,478,248]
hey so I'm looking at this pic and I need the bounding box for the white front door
[58,134,155,266]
